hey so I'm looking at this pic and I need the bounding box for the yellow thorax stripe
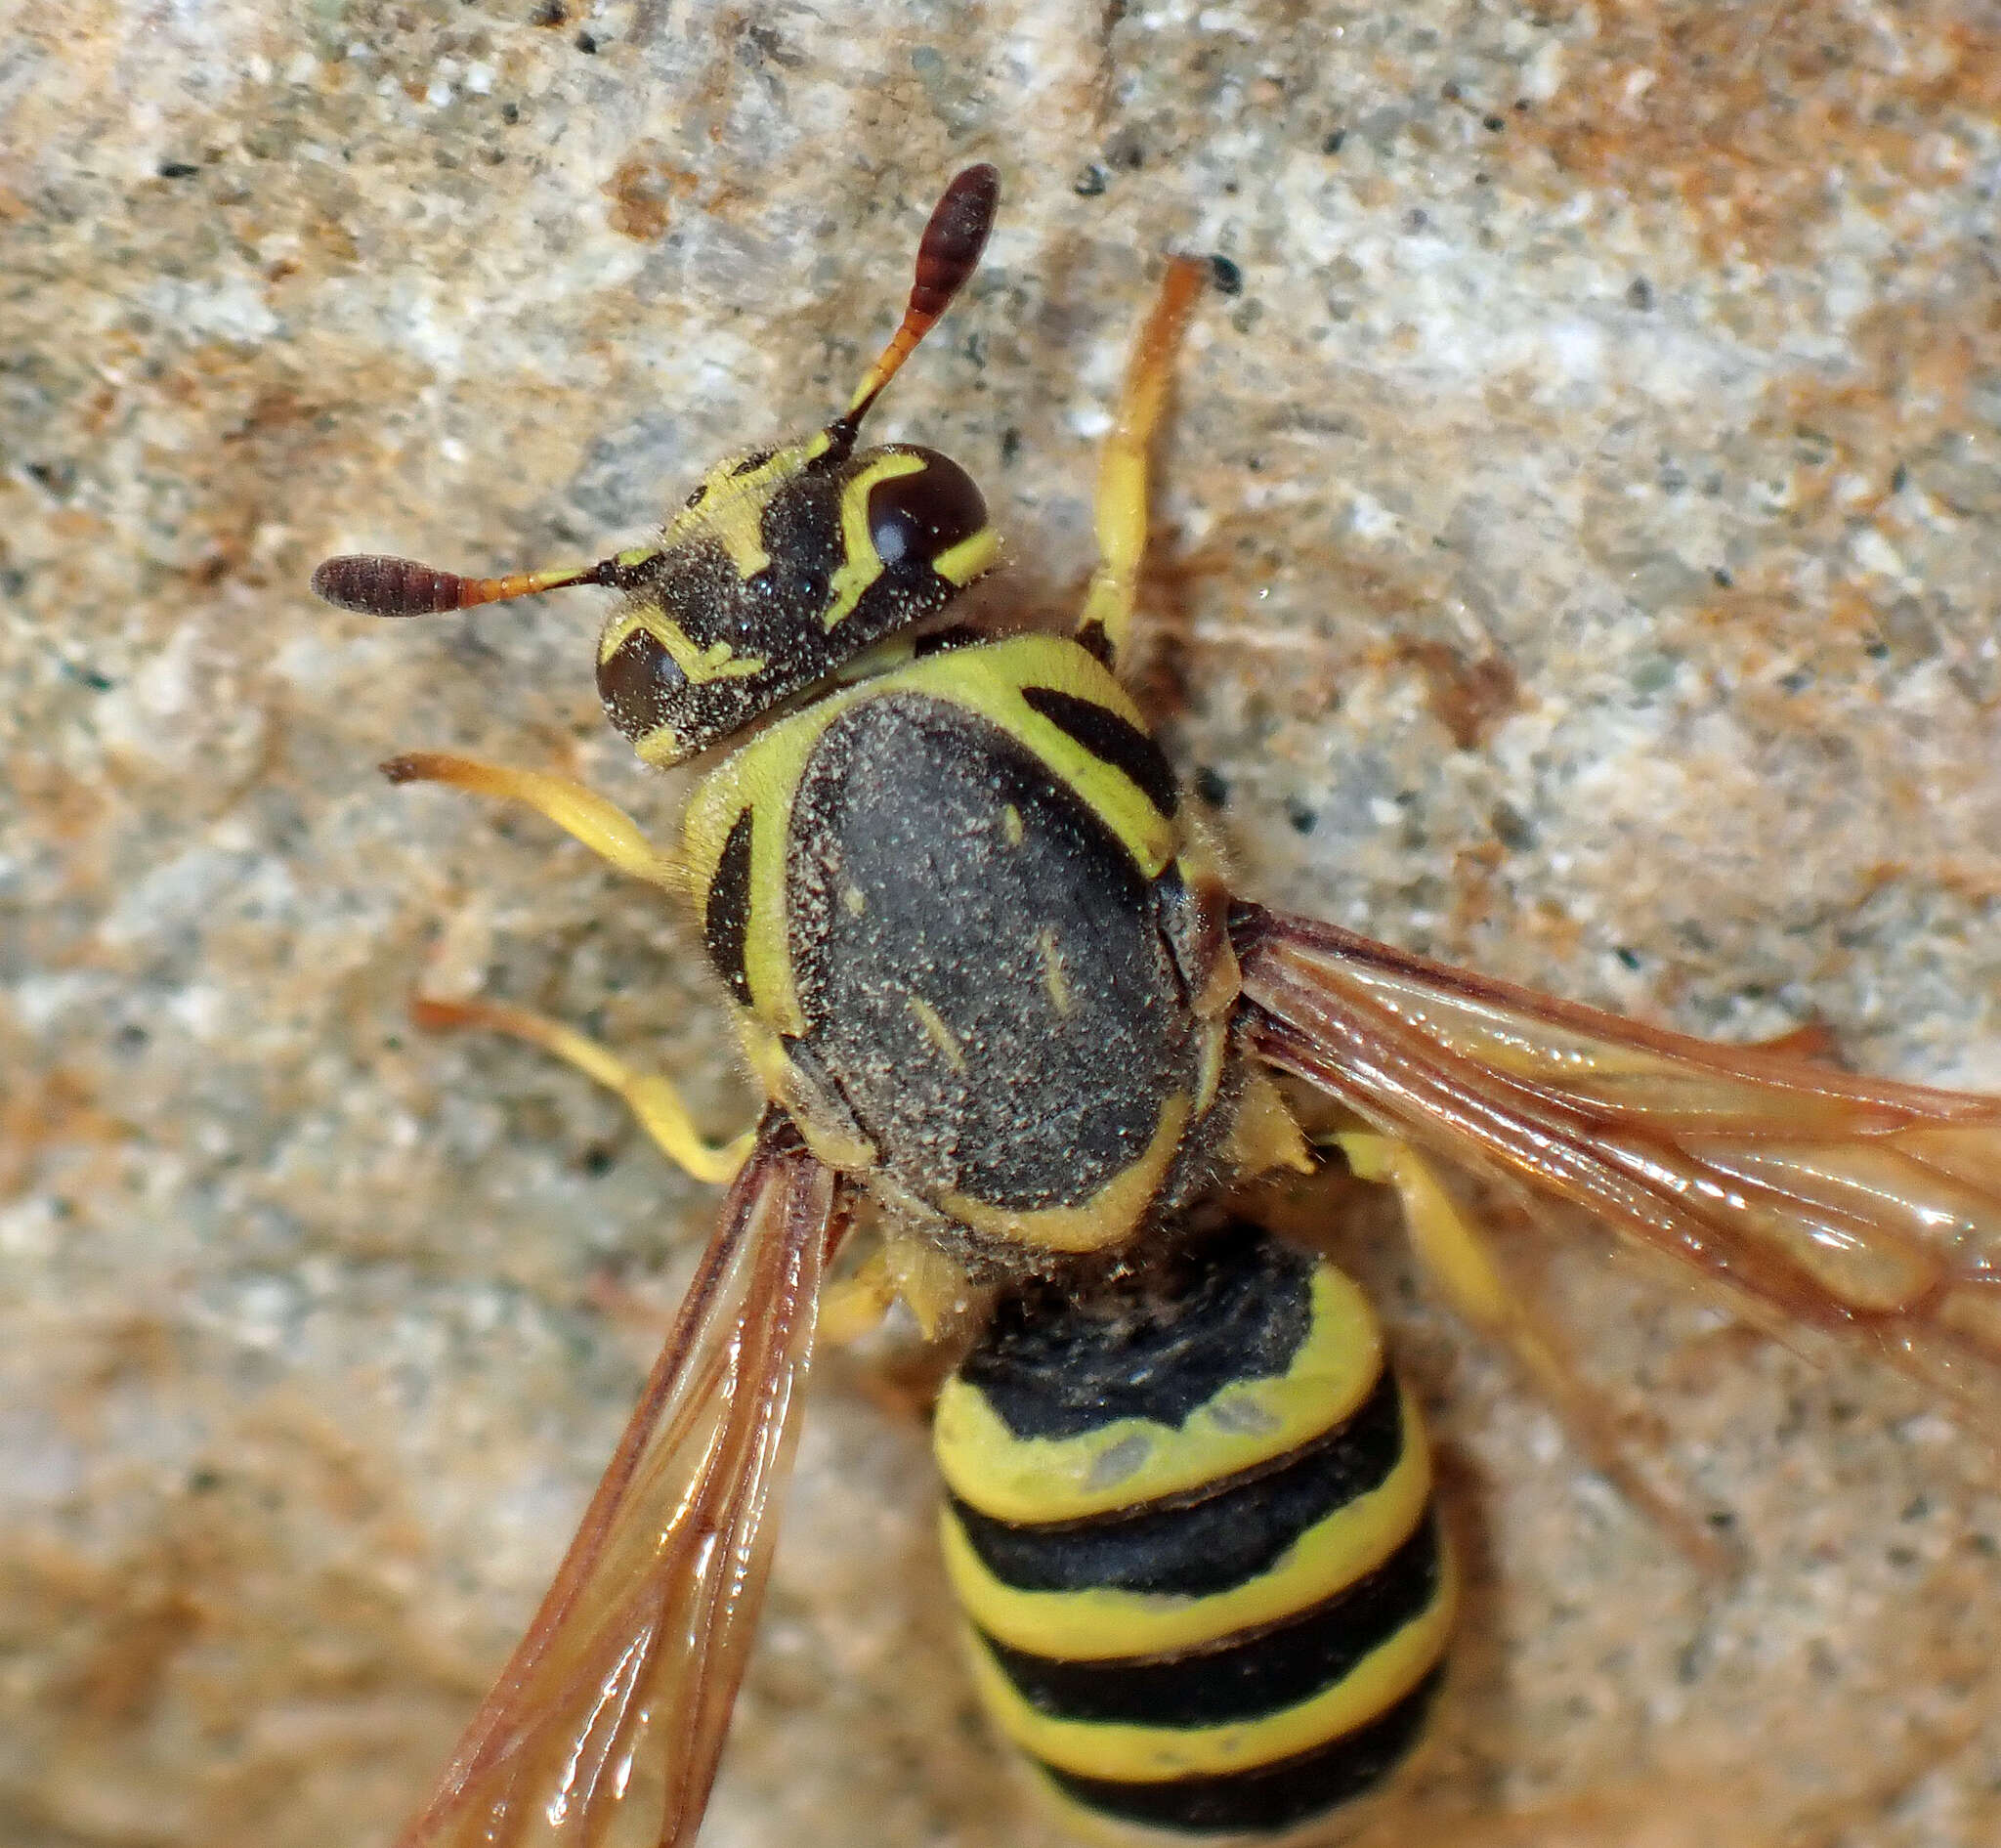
[680,683,860,1039]
[939,1093,1190,1255]
[679,632,1183,1037]
[941,636,1177,878]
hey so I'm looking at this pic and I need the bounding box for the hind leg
[1338,1130,1735,1579]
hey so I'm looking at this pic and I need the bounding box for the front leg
[1076,255,1207,669]
[383,751,682,889]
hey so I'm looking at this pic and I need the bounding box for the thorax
[681,632,1247,1260]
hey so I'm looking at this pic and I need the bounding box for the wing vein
[392,1114,847,1848]
[1231,903,2001,1412]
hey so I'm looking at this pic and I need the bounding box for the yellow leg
[818,1248,899,1348]
[411,997,751,1186]
[1337,1130,1735,1579]
[1076,255,1207,667]
[815,1227,972,1349]
[881,1227,973,1340]
[384,752,682,890]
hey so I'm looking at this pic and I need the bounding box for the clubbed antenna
[830,163,1000,442]
[311,167,1001,620]
[310,552,635,619]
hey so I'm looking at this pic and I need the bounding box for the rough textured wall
[4,3,2000,1845]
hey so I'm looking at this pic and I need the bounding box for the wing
[1230,903,2001,1411]
[397,1113,849,1848]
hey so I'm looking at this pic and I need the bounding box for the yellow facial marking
[906,993,968,1073]
[935,524,1000,585]
[603,604,766,690]
[709,500,770,577]
[1001,803,1025,847]
[824,451,926,630]
[1038,927,1073,1017]
[665,444,813,580]
[592,611,686,759]
[842,883,868,917]
[596,606,649,662]
[650,617,766,686]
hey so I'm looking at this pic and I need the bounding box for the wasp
[314,168,2001,1846]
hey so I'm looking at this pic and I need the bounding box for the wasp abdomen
[935,1225,1451,1837]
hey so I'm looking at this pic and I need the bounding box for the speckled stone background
[5,3,2001,1845]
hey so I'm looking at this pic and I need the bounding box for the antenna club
[910,163,1000,320]
[313,554,468,617]
[836,165,1004,435]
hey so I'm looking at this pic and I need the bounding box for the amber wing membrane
[396,1117,847,1848]
[1231,905,2001,1411]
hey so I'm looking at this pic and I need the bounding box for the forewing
[397,1115,849,1848]
[1232,904,2001,1410]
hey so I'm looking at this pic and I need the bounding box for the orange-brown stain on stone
[1170,508,1522,749]
[11,1386,452,1831]
[1515,1,2001,262]
[1445,839,1508,937]
[0,1064,122,1198]
[1399,640,1520,752]
[1692,279,2001,710]
[1102,494,1519,752]
[604,144,699,241]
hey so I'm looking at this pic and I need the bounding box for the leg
[1752,1019,1843,1062]
[816,1225,971,1348]
[384,752,682,890]
[412,997,751,1186]
[1337,1130,1736,1579]
[1076,255,1207,668]
[817,1247,899,1348]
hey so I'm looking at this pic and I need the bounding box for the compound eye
[867,448,988,570]
[597,625,688,743]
